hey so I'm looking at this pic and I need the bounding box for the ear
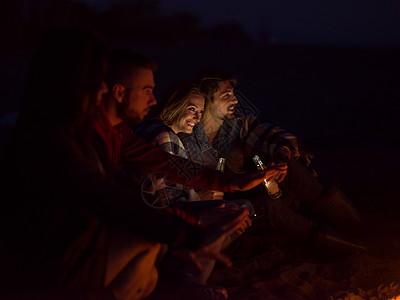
[112,84,126,103]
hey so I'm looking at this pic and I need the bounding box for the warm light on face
[172,95,205,134]
[211,81,238,120]
[122,68,156,124]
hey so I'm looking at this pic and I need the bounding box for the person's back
[0,28,112,294]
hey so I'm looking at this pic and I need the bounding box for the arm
[52,129,206,249]
[241,114,301,162]
[119,122,235,192]
[122,122,287,192]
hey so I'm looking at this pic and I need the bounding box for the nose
[149,93,157,106]
[231,95,238,104]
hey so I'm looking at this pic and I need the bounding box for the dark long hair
[17,28,108,131]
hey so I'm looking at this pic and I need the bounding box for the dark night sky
[76,0,400,47]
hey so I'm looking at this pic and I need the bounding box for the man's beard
[224,112,236,120]
[123,112,144,125]
[118,103,143,125]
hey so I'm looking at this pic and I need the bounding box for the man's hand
[267,161,287,183]
[197,190,224,201]
[230,163,287,191]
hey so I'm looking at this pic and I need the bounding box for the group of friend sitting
[0,28,364,300]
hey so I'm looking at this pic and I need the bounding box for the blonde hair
[160,81,205,127]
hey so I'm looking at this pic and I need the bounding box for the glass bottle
[217,157,258,218]
[216,157,226,172]
[252,155,282,199]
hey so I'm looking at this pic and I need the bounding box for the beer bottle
[216,157,226,172]
[252,155,282,199]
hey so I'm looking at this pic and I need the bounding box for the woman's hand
[230,163,288,191]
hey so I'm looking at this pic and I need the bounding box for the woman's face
[172,94,205,134]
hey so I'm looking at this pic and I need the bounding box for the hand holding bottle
[252,155,287,199]
[230,163,287,192]
[268,161,288,183]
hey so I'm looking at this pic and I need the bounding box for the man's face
[210,81,238,120]
[120,68,157,124]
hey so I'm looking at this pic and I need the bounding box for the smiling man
[191,69,364,249]
[197,69,301,176]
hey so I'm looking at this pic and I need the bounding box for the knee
[137,265,158,300]
[110,245,160,300]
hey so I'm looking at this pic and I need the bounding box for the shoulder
[153,129,177,148]
[136,120,188,157]
[179,123,204,144]
[158,131,188,158]
[117,122,134,136]
[193,122,206,137]
[135,120,172,144]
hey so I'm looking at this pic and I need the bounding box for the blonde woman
[138,81,224,205]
